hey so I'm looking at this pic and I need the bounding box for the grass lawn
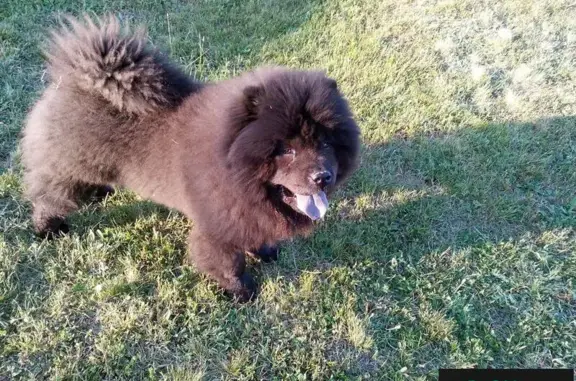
[1,0,576,379]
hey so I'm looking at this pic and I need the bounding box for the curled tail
[45,14,198,115]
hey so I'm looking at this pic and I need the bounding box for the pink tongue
[295,192,329,220]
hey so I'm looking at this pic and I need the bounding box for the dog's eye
[282,148,296,155]
[320,141,330,149]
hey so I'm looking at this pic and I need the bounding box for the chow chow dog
[21,15,360,301]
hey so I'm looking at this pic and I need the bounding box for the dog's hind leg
[188,229,257,302]
[25,174,87,238]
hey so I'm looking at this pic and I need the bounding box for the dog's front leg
[188,229,257,302]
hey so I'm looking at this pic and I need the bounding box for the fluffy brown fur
[21,15,360,301]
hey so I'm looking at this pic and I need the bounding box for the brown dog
[20,15,360,301]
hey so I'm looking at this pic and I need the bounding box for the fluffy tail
[44,14,198,115]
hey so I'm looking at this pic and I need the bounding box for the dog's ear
[225,85,269,169]
[243,85,265,116]
[227,121,276,166]
[226,119,277,185]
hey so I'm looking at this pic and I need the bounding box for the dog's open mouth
[280,186,329,220]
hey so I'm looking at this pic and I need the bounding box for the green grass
[1,0,576,379]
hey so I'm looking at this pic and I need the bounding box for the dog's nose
[312,171,333,187]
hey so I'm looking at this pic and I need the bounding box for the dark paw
[225,273,257,303]
[92,185,115,202]
[249,245,279,263]
[35,217,69,240]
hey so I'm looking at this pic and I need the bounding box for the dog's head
[226,68,360,220]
